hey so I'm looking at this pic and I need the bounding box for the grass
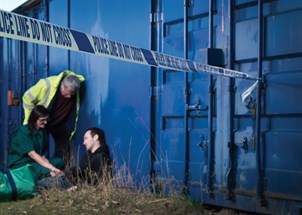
[0,161,206,215]
[0,179,252,215]
[0,161,250,215]
[0,182,205,215]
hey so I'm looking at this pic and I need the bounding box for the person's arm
[28,150,64,176]
[22,79,47,124]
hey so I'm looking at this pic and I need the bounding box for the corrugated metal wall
[231,0,302,213]
[148,0,302,214]
[1,0,152,181]
[1,0,302,214]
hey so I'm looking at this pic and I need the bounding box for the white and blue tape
[0,9,258,80]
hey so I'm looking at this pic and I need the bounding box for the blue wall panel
[266,73,302,114]
[67,0,151,182]
[49,0,69,73]
[235,19,258,61]
[161,131,185,180]
[266,10,302,57]
[0,38,10,165]
[235,0,256,5]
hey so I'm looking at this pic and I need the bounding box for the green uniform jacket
[8,125,64,180]
[8,125,47,169]
[22,70,85,141]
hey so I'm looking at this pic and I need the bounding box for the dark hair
[86,127,106,144]
[28,105,49,130]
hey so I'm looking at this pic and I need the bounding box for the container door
[228,0,302,212]
[0,5,50,164]
[0,38,23,165]
[151,0,212,199]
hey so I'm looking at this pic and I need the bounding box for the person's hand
[56,170,65,176]
[50,168,65,177]
[50,170,56,177]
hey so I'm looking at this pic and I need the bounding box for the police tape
[0,9,258,80]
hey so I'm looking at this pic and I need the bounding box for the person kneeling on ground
[71,127,112,185]
[8,105,65,181]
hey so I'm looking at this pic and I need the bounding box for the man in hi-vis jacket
[22,70,85,161]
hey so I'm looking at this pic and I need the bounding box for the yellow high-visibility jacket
[22,70,85,141]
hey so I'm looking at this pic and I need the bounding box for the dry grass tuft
[0,164,205,215]
[0,181,204,215]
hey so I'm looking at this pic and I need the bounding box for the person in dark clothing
[71,127,112,185]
